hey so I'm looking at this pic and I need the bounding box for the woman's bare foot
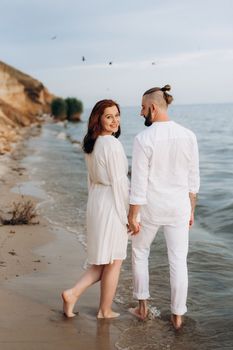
[128,307,148,320]
[62,289,78,318]
[97,310,120,319]
[171,314,183,330]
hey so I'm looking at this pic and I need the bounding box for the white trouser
[131,219,189,315]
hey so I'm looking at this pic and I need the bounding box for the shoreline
[1,118,229,350]
[0,125,125,350]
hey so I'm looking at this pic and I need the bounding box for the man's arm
[189,192,198,227]
[128,137,149,234]
[188,134,200,228]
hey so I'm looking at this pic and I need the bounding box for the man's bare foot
[128,307,145,320]
[128,307,148,320]
[62,289,78,318]
[97,310,120,319]
[171,314,183,330]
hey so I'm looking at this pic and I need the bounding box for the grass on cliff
[0,199,38,225]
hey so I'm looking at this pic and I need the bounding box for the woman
[62,99,129,318]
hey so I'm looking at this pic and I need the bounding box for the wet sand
[0,140,124,350]
[0,125,203,350]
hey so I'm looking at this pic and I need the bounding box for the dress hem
[87,255,127,265]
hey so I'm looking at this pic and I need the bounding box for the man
[128,85,200,329]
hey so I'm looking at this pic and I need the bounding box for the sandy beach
[0,130,125,350]
[1,107,233,350]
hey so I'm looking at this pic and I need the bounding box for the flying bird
[51,36,57,40]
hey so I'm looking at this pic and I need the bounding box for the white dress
[85,135,129,265]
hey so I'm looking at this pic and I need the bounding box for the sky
[0,0,233,107]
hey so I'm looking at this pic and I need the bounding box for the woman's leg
[97,260,122,318]
[62,264,104,317]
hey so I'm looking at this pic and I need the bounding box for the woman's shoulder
[98,135,121,148]
[96,136,126,158]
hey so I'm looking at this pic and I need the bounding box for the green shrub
[65,97,83,121]
[51,98,67,120]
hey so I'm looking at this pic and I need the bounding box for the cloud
[1,0,232,105]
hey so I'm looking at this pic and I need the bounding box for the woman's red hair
[82,99,121,154]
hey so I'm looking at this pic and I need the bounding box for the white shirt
[130,121,200,224]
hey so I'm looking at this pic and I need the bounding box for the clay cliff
[0,61,54,154]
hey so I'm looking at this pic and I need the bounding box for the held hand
[127,218,140,235]
[127,205,141,235]
[189,212,194,228]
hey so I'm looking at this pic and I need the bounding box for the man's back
[130,121,200,224]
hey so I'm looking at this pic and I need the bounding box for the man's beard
[144,108,153,127]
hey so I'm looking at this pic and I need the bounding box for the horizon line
[83,101,233,110]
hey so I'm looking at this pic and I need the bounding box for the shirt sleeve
[188,135,200,194]
[130,136,149,205]
[106,142,129,225]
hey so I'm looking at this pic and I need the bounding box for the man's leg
[131,223,159,319]
[164,220,189,329]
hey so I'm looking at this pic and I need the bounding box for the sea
[19,103,233,349]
